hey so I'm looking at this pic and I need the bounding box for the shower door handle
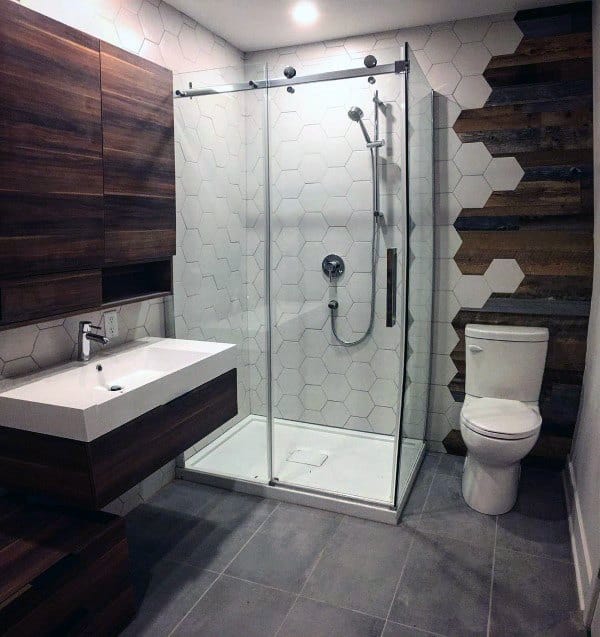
[386,248,397,327]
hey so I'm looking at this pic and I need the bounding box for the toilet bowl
[460,397,541,515]
[460,324,549,515]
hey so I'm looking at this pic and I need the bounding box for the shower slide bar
[174,59,409,98]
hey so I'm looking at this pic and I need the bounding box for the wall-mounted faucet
[77,320,110,362]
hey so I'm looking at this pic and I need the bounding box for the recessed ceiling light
[291,1,319,25]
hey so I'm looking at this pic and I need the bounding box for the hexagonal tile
[299,153,327,183]
[346,390,374,418]
[454,275,492,308]
[484,20,523,56]
[32,327,73,369]
[299,182,328,212]
[323,227,352,255]
[347,181,372,211]
[435,225,462,259]
[427,63,461,95]
[435,192,461,224]
[322,137,353,168]
[484,157,524,191]
[322,374,351,402]
[347,302,371,331]
[347,362,376,391]
[454,76,492,110]
[277,140,304,170]
[275,198,304,227]
[322,197,352,227]
[454,142,492,176]
[322,167,352,197]
[484,259,525,293]
[276,170,304,198]
[453,16,491,43]
[322,107,351,138]
[300,357,328,385]
[276,112,303,141]
[369,379,398,407]
[278,256,303,285]
[299,213,328,241]
[370,406,397,434]
[434,160,461,194]
[431,354,458,386]
[425,29,461,64]
[299,271,327,301]
[321,401,350,426]
[454,175,492,209]
[114,8,144,52]
[432,322,460,355]
[159,2,184,35]
[372,350,400,380]
[299,329,328,357]
[436,127,461,160]
[347,273,371,303]
[323,345,352,374]
[138,0,163,43]
[300,385,327,411]
[278,395,304,420]
[0,325,38,361]
[276,227,304,256]
[278,341,303,368]
[452,42,492,76]
[278,368,304,395]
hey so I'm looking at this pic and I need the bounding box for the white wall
[570,0,600,625]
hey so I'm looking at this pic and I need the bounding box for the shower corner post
[262,62,274,486]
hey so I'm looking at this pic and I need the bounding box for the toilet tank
[465,324,549,402]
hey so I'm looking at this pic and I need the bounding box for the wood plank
[0,369,238,509]
[486,32,592,70]
[104,196,176,264]
[486,78,591,107]
[485,58,592,88]
[0,271,102,324]
[0,0,102,194]
[101,41,175,199]
[0,194,104,277]
[454,229,593,277]
[89,368,238,506]
[515,1,592,37]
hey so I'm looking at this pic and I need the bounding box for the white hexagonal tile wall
[484,20,523,56]
[454,175,492,209]
[452,42,492,76]
[454,142,492,176]
[484,157,524,191]
[484,259,525,293]
[425,29,461,64]
[454,75,492,110]
[453,275,492,309]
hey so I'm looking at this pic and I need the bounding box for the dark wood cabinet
[0,0,175,328]
[0,496,135,637]
[0,369,238,509]
[101,42,176,265]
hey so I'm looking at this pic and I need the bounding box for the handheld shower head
[347,106,372,144]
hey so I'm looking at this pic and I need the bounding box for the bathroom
[0,0,596,634]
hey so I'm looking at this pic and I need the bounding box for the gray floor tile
[389,531,493,637]
[436,453,464,478]
[382,621,441,636]
[225,503,342,592]
[171,574,295,637]
[278,597,384,637]
[489,548,580,637]
[402,453,440,525]
[418,473,496,549]
[302,515,413,618]
[496,468,571,561]
[121,561,217,637]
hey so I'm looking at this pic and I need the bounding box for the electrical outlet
[103,310,119,339]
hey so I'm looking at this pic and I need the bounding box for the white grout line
[486,516,499,637]
[167,501,281,636]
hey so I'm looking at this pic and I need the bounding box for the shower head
[347,106,372,144]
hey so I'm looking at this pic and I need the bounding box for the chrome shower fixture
[364,54,377,68]
[283,66,297,79]
[347,106,372,145]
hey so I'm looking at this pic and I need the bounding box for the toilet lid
[462,398,541,440]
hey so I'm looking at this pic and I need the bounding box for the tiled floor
[121,453,583,637]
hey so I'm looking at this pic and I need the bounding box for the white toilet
[460,324,549,515]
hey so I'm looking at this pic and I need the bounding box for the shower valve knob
[322,254,345,281]
[328,300,339,310]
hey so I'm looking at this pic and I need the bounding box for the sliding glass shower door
[267,71,408,505]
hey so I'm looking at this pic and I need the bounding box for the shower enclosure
[171,46,433,523]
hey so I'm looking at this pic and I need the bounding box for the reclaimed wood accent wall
[448,2,593,466]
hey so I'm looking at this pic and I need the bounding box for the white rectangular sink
[0,338,237,442]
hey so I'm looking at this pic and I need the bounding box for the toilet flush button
[469,345,483,353]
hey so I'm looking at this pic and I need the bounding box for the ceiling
[168,0,571,52]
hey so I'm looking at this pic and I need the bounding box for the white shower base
[186,415,424,506]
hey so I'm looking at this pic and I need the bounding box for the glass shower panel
[173,64,271,483]
[268,72,407,505]
[396,45,434,507]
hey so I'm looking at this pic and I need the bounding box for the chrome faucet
[77,321,110,362]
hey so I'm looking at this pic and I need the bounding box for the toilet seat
[461,397,541,440]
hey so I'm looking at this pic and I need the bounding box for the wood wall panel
[100,42,175,266]
[449,1,593,465]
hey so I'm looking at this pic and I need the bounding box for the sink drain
[109,384,123,392]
